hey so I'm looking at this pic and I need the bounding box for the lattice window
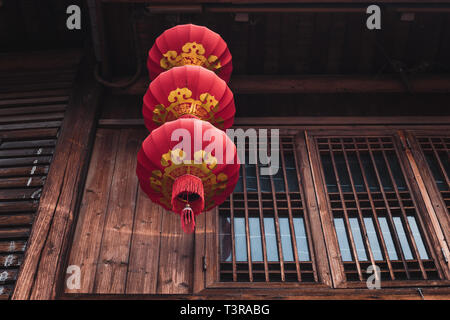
[417,136,450,214]
[218,136,318,283]
[315,136,442,283]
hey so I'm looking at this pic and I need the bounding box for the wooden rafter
[111,75,450,95]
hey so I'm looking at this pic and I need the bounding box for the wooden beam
[12,54,102,300]
[208,6,450,13]
[98,117,450,128]
[111,75,450,95]
[104,1,450,13]
[102,0,450,4]
[60,286,450,300]
[0,50,82,73]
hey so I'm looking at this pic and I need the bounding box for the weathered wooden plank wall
[94,129,141,293]
[0,52,80,299]
[126,192,164,293]
[11,52,102,300]
[65,128,197,295]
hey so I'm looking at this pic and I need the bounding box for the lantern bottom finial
[171,174,204,233]
[181,204,195,233]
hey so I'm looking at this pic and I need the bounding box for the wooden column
[12,54,102,300]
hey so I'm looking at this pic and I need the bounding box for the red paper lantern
[147,24,232,82]
[143,65,235,132]
[136,116,240,233]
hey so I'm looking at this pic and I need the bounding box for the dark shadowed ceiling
[101,3,450,78]
[1,1,449,117]
[0,0,87,52]
[1,1,449,78]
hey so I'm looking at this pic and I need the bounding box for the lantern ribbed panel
[147,24,232,83]
[143,65,235,132]
[136,117,240,217]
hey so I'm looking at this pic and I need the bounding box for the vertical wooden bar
[305,132,345,287]
[293,135,320,283]
[269,171,285,282]
[206,208,219,287]
[241,164,253,281]
[279,141,302,281]
[365,138,411,279]
[192,208,206,293]
[254,161,270,282]
[229,193,237,282]
[327,139,363,281]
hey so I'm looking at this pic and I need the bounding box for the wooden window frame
[402,130,450,270]
[306,128,450,289]
[199,125,450,294]
[197,129,333,293]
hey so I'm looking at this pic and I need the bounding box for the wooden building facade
[0,0,449,300]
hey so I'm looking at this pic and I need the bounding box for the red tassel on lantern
[171,174,204,233]
[181,205,195,234]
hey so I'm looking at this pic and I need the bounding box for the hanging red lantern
[143,65,235,132]
[147,24,232,83]
[136,116,240,233]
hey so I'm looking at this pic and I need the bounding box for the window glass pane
[363,217,383,261]
[234,217,248,262]
[321,154,338,193]
[259,166,272,192]
[393,217,413,260]
[385,152,407,191]
[407,216,429,260]
[378,217,398,260]
[347,153,366,192]
[334,217,352,261]
[335,153,352,192]
[220,215,232,262]
[360,153,380,192]
[293,217,310,261]
[438,151,450,181]
[373,152,393,192]
[249,217,263,262]
[285,154,299,192]
[349,218,368,261]
[272,165,285,192]
[234,166,244,193]
[245,164,257,192]
[424,152,447,191]
[263,217,279,261]
[279,217,294,262]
